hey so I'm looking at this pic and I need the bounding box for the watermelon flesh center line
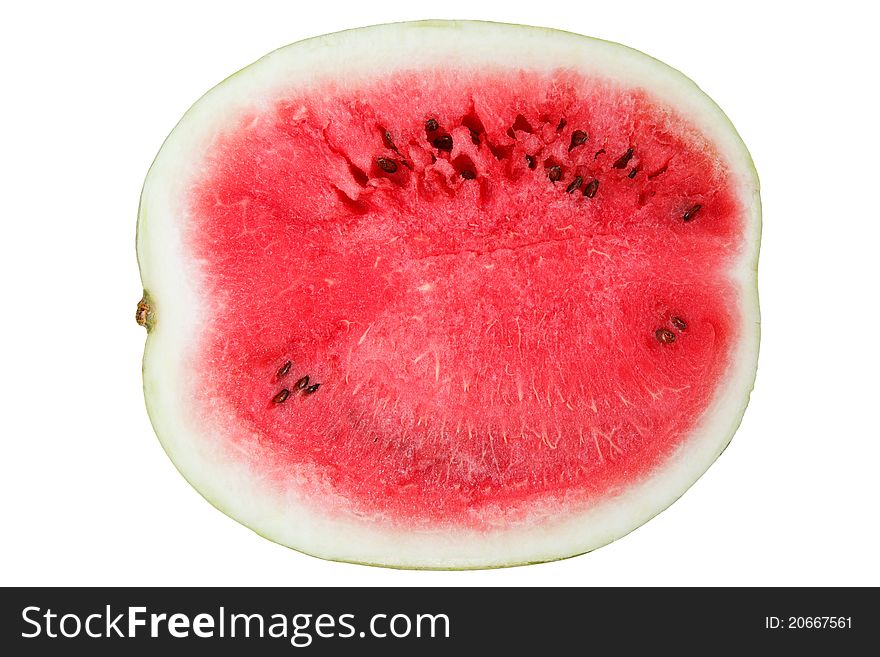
[190,69,741,528]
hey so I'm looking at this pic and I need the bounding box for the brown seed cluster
[370,118,703,224]
[272,363,322,403]
[655,315,688,344]
[533,135,637,203]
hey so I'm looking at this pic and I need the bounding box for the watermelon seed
[525,155,536,170]
[569,130,588,151]
[671,316,687,331]
[628,168,638,179]
[272,389,291,404]
[376,157,398,174]
[277,360,292,378]
[583,179,600,198]
[655,328,676,344]
[461,169,477,180]
[468,128,481,145]
[381,130,397,151]
[380,131,409,168]
[683,204,702,222]
[295,375,310,390]
[548,166,563,182]
[556,118,567,131]
[612,148,634,169]
[433,135,453,151]
[304,383,321,395]
[594,149,606,160]
[566,176,583,194]
[425,118,439,132]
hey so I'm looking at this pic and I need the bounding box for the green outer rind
[137,19,761,570]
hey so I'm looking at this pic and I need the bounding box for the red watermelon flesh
[137,22,760,567]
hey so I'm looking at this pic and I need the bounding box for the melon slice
[136,21,760,568]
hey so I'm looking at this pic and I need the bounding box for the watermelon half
[136,21,760,568]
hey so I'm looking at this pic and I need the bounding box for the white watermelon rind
[137,20,761,569]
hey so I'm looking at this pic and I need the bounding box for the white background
[2,0,878,587]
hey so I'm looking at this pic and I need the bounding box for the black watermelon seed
[655,328,676,344]
[425,118,439,132]
[583,178,600,198]
[628,168,638,179]
[683,204,702,222]
[671,316,687,331]
[612,148,634,169]
[525,155,536,170]
[433,135,453,151]
[376,157,398,173]
[569,130,588,151]
[304,383,321,395]
[295,375,310,390]
[566,176,583,194]
[556,118,567,131]
[272,389,290,404]
[276,360,292,378]
[460,169,477,180]
[548,166,563,182]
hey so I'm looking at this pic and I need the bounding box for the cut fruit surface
[137,21,760,568]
